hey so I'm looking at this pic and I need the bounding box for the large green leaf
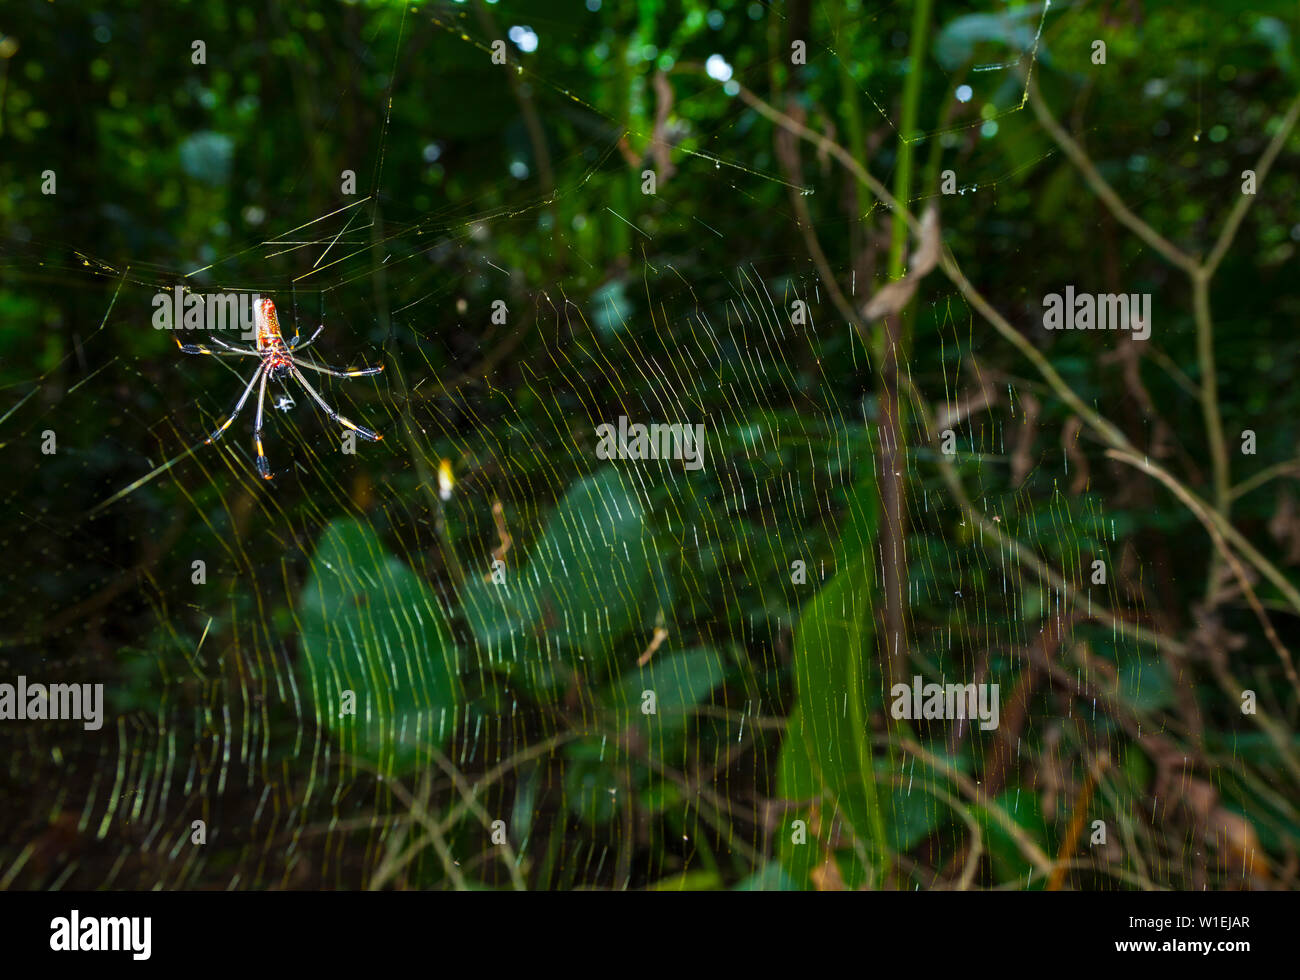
[297,518,461,775]
[603,646,728,761]
[776,474,885,887]
[461,470,667,686]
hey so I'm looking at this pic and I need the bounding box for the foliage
[1,0,1298,892]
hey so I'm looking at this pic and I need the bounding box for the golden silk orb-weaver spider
[174,297,383,480]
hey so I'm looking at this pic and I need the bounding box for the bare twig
[1106,449,1300,696]
[1203,91,1300,276]
[1231,458,1300,503]
[1026,76,1198,275]
[1029,75,1300,606]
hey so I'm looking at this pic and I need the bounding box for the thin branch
[1192,274,1230,568]
[1026,76,1198,275]
[770,100,872,342]
[732,72,1175,654]
[906,377,1185,656]
[896,736,1056,879]
[372,771,470,891]
[1028,77,1300,601]
[438,732,578,832]
[730,77,1136,458]
[1230,457,1300,503]
[936,254,1136,454]
[420,743,529,891]
[1107,448,1300,634]
[746,67,1300,631]
[729,80,923,240]
[1203,90,1300,276]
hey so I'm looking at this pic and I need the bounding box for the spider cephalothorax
[175,297,383,480]
[264,352,297,382]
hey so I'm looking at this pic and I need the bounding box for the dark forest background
[1,0,1299,891]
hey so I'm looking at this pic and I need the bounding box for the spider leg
[290,325,325,351]
[253,369,272,480]
[208,334,261,353]
[174,335,260,357]
[205,363,266,443]
[290,355,383,379]
[288,365,383,442]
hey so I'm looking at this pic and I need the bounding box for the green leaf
[297,518,461,775]
[461,470,666,686]
[599,647,728,768]
[604,646,727,745]
[638,778,682,815]
[649,869,723,891]
[883,773,950,852]
[934,3,1054,72]
[776,473,885,887]
[460,566,545,649]
[563,735,629,826]
[733,862,800,891]
[1117,655,1176,711]
[875,746,973,855]
[981,787,1051,887]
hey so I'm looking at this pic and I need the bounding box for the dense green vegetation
[2,0,1299,891]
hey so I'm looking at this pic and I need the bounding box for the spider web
[1,0,1294,892]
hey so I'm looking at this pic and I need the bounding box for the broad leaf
[776,474,885,887]
[298,518,461,775]
[462,470,666,687]
[604,646,728,761]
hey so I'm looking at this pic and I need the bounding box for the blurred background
[1,0,1299,890]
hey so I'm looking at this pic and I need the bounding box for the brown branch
[1106,448,1300,698]
[731,69,1300,640]
[1026,76,1197,275]
[742,73,1185,658]
[1028,76,1300,606]
[1203,90,1300,276]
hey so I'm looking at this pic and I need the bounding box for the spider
[175,297,383,480]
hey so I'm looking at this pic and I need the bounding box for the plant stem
[878,0,933,706]
[1193,270,1229,599]
[888,0,933,281]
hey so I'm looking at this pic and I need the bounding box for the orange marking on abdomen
[255,297,284,351]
